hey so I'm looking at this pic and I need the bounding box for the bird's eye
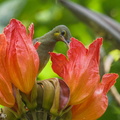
[61,30,66,36]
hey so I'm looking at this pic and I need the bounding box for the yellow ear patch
[54,32,60,37]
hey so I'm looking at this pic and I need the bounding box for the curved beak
[61,36,71,47]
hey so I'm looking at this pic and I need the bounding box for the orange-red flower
[50,37,102,105]
[71,73,118,120]
[50,37,118,119]
[3,19,39,94]
[0,34,15,107]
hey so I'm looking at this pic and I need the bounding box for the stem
[20,117,28,120]
[51,116,57,120]
[43,110,47,120]
[31,111,37,120]
[36,109,48,120]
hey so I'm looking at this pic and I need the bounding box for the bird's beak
[61,36,71,47]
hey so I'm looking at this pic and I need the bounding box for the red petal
[72,90,108,120]
[28,23,34,39]
[68,37,87,62]
[34,41,41,49]
[3,19,39,94]
[58,79,70,111]
[0,34,15,107]
[50,52,68,77]
[101,73,118,94]
[71,73,118,120]
[50,37,103,105]
[88,38,102,64]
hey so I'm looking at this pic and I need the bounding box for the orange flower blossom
[71,73,117,120]
[1,19,39,94]
[50,37,118,119]
[0,34,15,107]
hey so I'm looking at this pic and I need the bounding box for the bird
[33,25,71,73]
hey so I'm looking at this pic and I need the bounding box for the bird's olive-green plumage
[33,25,71,73]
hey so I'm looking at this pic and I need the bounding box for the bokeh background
[0,0,120,119]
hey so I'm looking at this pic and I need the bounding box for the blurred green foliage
[0,0,120,119]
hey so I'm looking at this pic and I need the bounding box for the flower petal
[4,19,39,94]
[50,37,102,105]
[0,34,15,107]
[101,73,118,94]
[71,73,118,120]
[50,53,68,77]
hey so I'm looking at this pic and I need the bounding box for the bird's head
[52,25,71,45]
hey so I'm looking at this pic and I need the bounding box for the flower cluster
[0,19,39,107]
[0,19,118,120]
[50,38,118,120]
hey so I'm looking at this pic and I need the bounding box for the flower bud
[36,78,70,118]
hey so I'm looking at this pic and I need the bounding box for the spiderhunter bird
[33,25,71,73]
